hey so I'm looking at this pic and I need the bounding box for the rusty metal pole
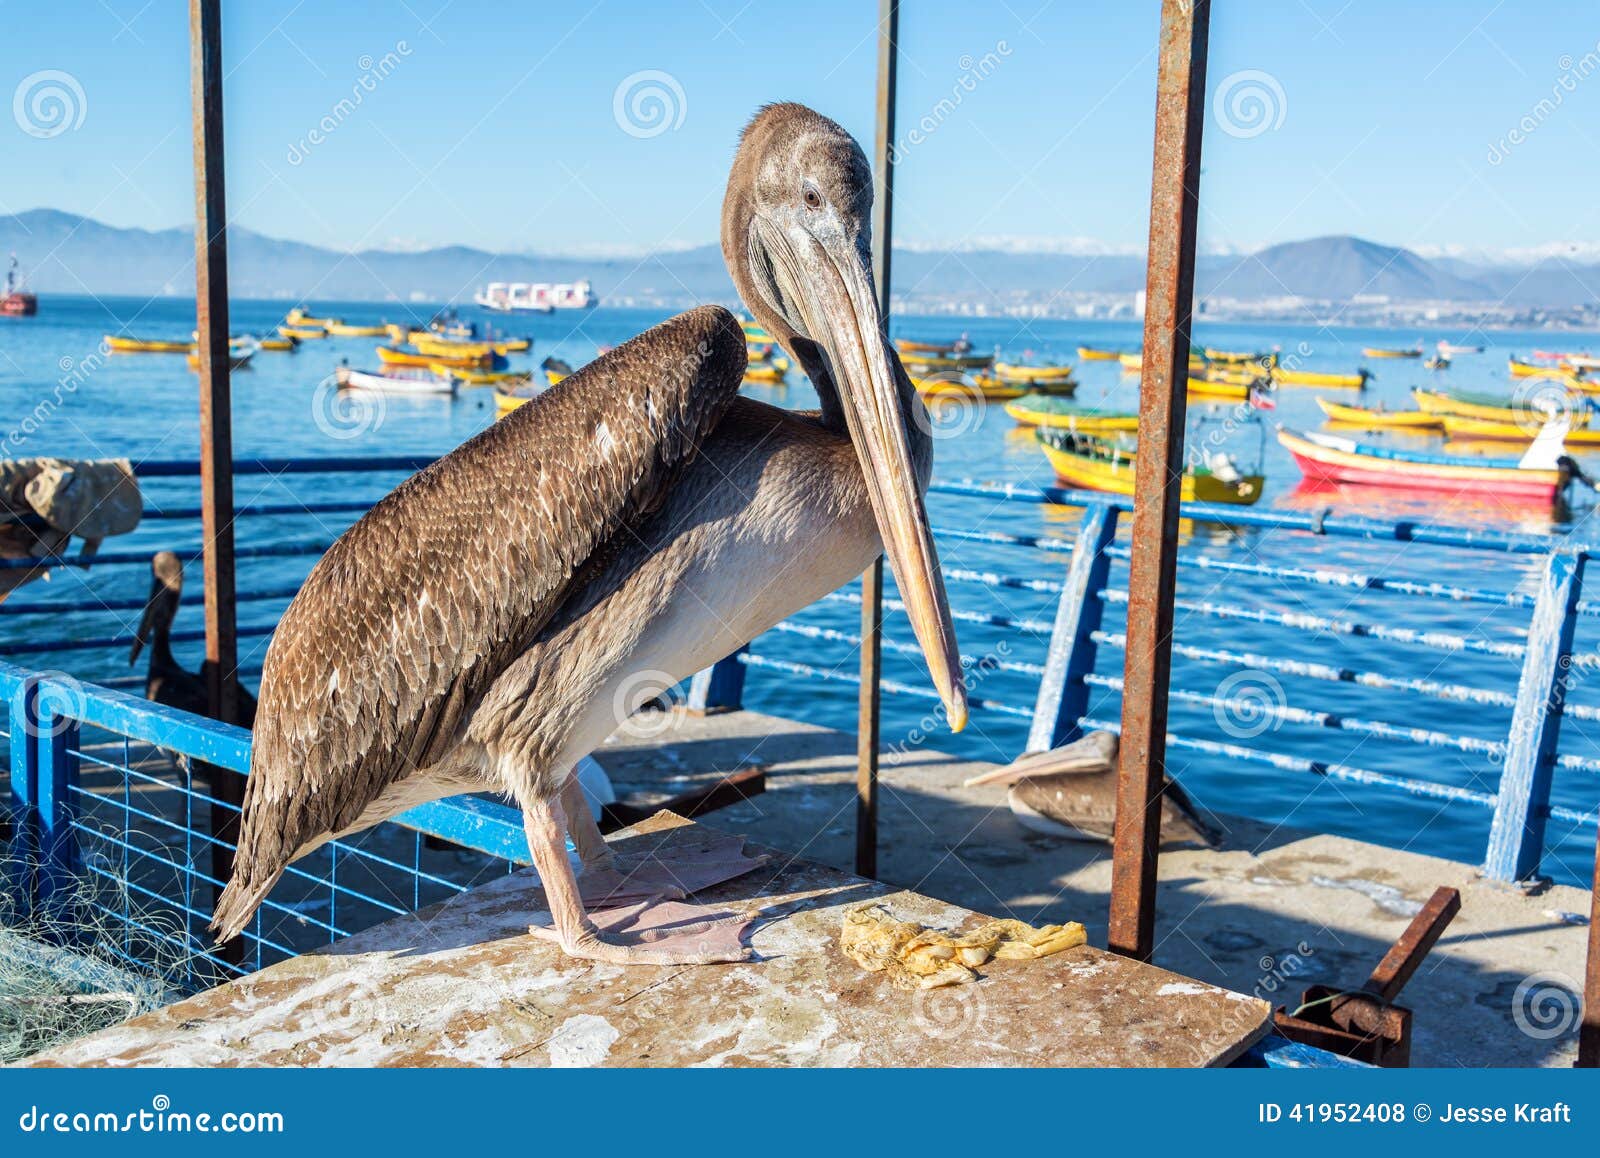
[857,0,898,880]
[1108,0,1210,962]
[191,0,243,959]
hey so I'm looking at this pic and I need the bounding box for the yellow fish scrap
[840,903,1087,990]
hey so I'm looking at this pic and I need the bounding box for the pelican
[212,103,966,965]
[130,551,257,727]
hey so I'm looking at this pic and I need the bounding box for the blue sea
[2,295,1598,886]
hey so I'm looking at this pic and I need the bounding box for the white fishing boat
[1436,340,1484,356]
[474,280,597,312]
[332,366,459,396]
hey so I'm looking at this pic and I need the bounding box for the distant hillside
[3,210,1597,309]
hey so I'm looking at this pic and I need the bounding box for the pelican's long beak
[129,585,158,666]
[771,224,968,731]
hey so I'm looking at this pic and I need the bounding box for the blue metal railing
[2,660,536,987]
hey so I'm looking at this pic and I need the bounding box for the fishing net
[0,843,202,1064]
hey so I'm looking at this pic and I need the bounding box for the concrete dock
[595,708,1592,1068]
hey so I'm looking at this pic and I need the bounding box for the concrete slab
[22,813,1269,1068]
[596,708,1595,1068]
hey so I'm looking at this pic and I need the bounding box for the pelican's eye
[802,185,823,210]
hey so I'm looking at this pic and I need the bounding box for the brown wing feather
[213,306,745,938]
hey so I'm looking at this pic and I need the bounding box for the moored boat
[333,366,458,396]
[278,324,327,340]
[1315,397,1442,430]
[494,382,537,415]
[992,361,1076,385]
[1271,365,1371,389]
[1413,387,1592,426]
[376,344,493,370]
[1436,415,1600,446]
[895,337,965,356]
[104,335,193,354]
[286,307,339,328]
[1203,348,1277,368]
[432,364,532,387]
[1437,341,1484,356]
[324,322,390,338]
[1277,427,1568,499]
[1362,345,1423,359]
[186,338,258,371]
[912,375,1022,401]
[1037,428,1263,505]
[1075,346,1123,361]
[257,336,298,352]
[900,351,994,373]
[1004,393,1139,433]
[1423,356,1450,370]
[743,361,789,384]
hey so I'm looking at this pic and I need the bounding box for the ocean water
[2,295,1598,887]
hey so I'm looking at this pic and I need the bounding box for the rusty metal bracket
[1273,885,1461,1066]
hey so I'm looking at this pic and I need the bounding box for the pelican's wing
[214,307,745,937]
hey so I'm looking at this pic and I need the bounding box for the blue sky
[5,1,1599,260]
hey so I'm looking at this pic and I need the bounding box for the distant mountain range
[3,209,1597,310]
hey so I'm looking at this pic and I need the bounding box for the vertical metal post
[1026,502,1119,752]
[856,0,898,880]
[8,677,42,920]
[1108,0,1209,962]
[191,0,244,961]
[34,683,82,927]
[1484,551,1583,883]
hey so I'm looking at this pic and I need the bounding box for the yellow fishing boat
[431,364,532,387]
[1273,366,1370,389]
[1037,429,1263,505]
[1076,346,1123,361]
[912,375,1022,401]
[1413,387,1591,427]
[377,344,492,370]
[741,320,773,344]
[286,307,339,328]
[1362,346,1422,358]
[900,352,993,373]
[104,335,193,354]
[1315,397,1442,430]
[1204,348,1277,368]
[1204,366,1266,387]
[1004,395,1140,433]
[324,322,390,338]
[185,346,257,371]
[257,337,297,352]
[1438,415,1600,445]
[384,323,410,343]
[1186,376,1252,402]
[278,324,327,340]
[992,362,1076,385]
[494,384,537,416]
[412,333,528,357]
[1119,351,1208,373]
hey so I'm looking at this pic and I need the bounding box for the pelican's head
[130,550,184,666]
[723,103,967,732]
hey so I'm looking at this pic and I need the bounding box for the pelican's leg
[521,794,748,966]
[559,776,614,871]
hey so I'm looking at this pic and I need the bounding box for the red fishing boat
[1278,427,1569,501]
[1,255,37,316]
